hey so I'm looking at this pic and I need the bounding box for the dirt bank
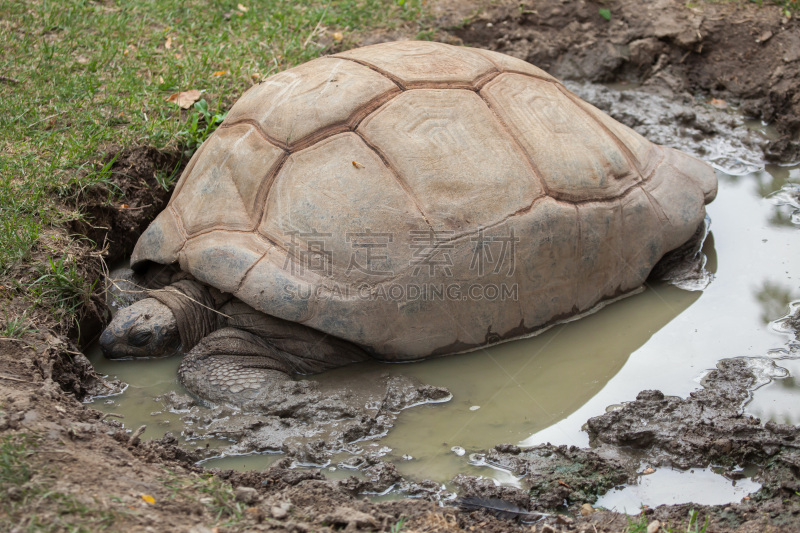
[1,0,799,531]
[448,0,800,163]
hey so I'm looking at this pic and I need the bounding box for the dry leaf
[333,32,344,42]
[642,467,656,475]
[237,3,249,12]
[710,98,727,109]
[557,480,571,488]
[158,75,164,84]
[166,89,202,109]
[119,204,130,209]
[165,36,172,49]
[352,161,364,169]
[141,494,156,504]
[212,70,227,77]
[174,53,183,59]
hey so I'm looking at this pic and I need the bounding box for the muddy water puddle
[596,467,762,513]
[87,152,799,508]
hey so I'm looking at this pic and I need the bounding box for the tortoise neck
[148,280,221,351]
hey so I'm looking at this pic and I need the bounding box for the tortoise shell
[132,41,717,360]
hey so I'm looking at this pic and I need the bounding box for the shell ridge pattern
[168,139,208,203]
[253,151,290,228]
[639,184,670,225]
[353,130,435,231]
[555,84,643,182]
[329,55,407,90]
[232,246,274,296]
[220,89,402,153]
[219,119,288,150]
[223,130,261,225]
[470,69,502,91]
[476,87,550,195]
[169,204,189,243]
[573,203,583,312]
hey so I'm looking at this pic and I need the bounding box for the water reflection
[754,281,800,325]
[342,282,702,482]
[747,358,800,426]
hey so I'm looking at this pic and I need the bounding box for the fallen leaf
[141,494,155,504]
[352,161,364,169]
[158,75,164,84]
[238,3,249,12]
[119,204,130,209]
[76,55,89,64]
[557,480,571,488]
[212,70,227,77]
[598,7,611,21]
[165,36,172,49]
[642,467,656,475]
[710,98,727,109]
[166,89,202,109]
[333,32,344,42]
[174,53,183,59]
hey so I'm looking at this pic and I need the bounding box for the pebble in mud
[451,446,466,457]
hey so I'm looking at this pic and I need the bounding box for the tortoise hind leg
[178,327,367,405]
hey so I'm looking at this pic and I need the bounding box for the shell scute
[224,57,398,147]
[482,73,641,201]
[334,40,496,87]
[257,132,423,284]
[358,89,544,232]
[171,124,284,235]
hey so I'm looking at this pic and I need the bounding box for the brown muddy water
[87,154,800,508]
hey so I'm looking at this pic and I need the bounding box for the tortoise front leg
[178,327,367,405]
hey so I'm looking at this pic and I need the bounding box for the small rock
[580,503,595,516]
[234,486,258,504]
[270,502,292,519]
[494,443,521,454]
[323,507,378,529]
[647,520,661,533]
[756,30,773,43]
[556,515,574,525]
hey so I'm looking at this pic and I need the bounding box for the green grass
[162,470,245,526]
[748,0,800,15]
[0,0,431,330]
[28,254,98,327]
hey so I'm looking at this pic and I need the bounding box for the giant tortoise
[100,41,717,405]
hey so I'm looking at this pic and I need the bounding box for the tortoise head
[99,298,181,359]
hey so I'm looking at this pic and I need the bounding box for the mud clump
[161,374,451,464]
[470,443,632,512]
[587,358,800,498]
